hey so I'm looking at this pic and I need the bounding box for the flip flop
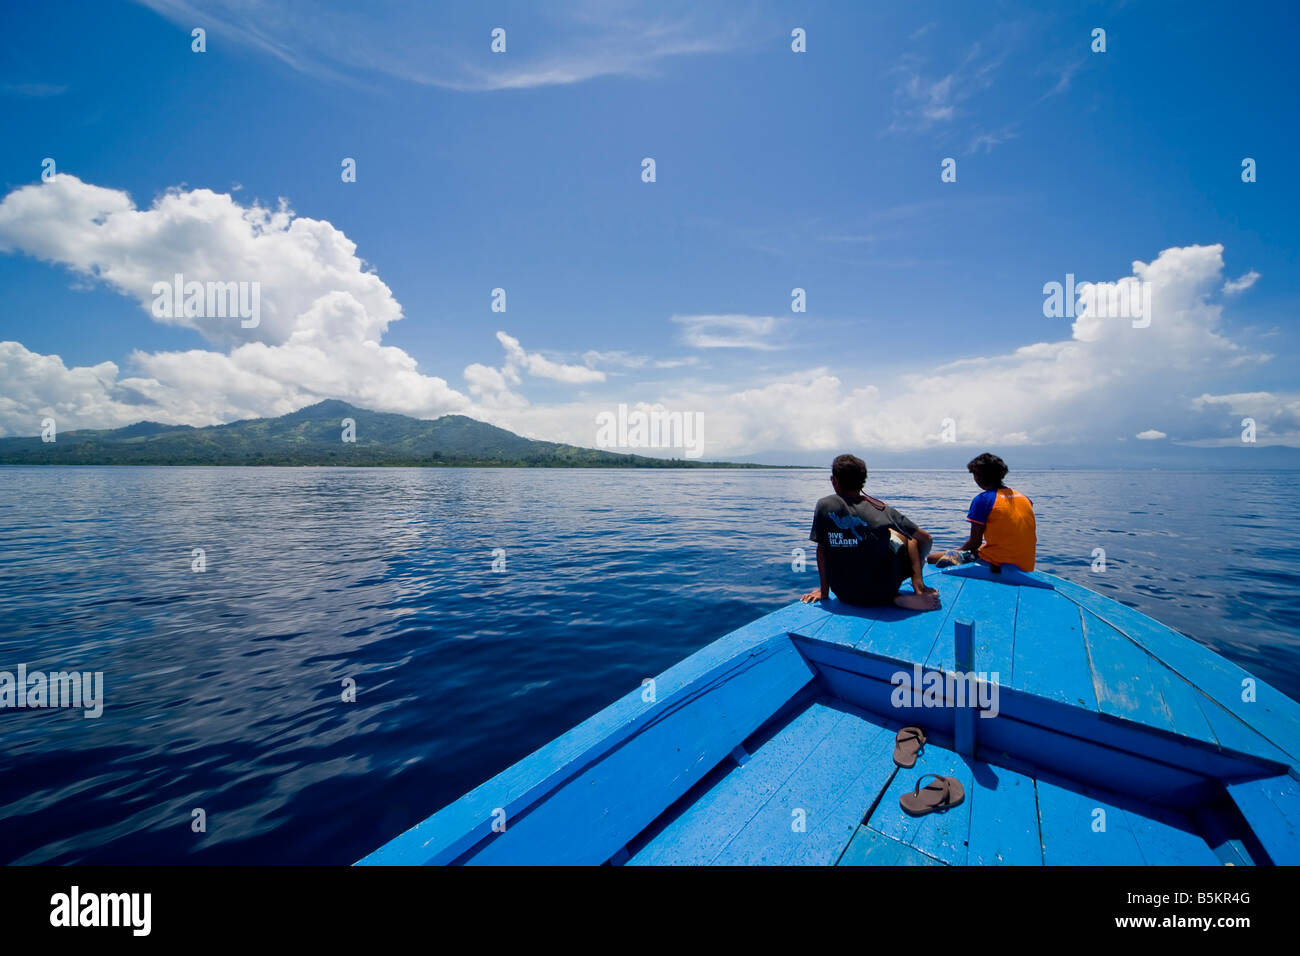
[893,726,927,768]
[899,773,965,816]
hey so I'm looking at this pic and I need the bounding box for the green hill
[0,400,757,468]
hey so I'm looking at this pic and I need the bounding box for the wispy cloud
[887,40,1008,134]
[2,82,68,97]
[1039,57,1085,101]
[672,314,783,350]
[966,122,1018,154]
[1223,270,1260,295]
[136,0,750,92]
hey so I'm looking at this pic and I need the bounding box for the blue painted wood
[358,629,814,865]
[1191,690,1294,766]
[1035,776,1146,865]
[976,699,1247,803]
[783,718,902,866]
[926,576,1019,681]
[1119,805,1223,866]
[953,619,976,758]
[939,563,1055,590]
[1051,578,1300,762]
[1226,775,1300,865]
[466,639,816,864]
[628,703,848,865]
[1036,775,1219,865]
[867,741,975,866]
[802,628,1269,794]
[796,602,879,649]
[1011,588,1098,711]
[966,764,1043,865]
[838,826,944,866]
[710,709,897,865]
[855,575,966,662]
[1081,608,1177,733]
[1144,657,1220,748]
[360,570,1300,867]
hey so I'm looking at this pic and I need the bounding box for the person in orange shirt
[928,453,1037,572]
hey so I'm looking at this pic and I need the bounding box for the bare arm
[958,523,985,553]
[801,543,830,603]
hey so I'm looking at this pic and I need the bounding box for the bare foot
[894,591,941,611]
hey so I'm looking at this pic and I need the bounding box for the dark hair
[967,452,1008,487]
[832,454,867,493]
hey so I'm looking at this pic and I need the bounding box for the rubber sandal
[899,773,965,816]
[893,726,927,768]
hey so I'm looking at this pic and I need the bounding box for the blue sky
[0,0,1296,462]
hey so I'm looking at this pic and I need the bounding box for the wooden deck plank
[866,744,975,866]
[798,605,879,650]
[925,576,1019,680]
[837,826,943,866]
[1035,777,1146,865]
[854,575,966,663]
[784,720,902,866]
[466,639,815,864]
[711,711,897,865]
[966,764,1043,865]
[1119,806,1223,866]
[628,703,848,865]
[1081,609,1177,733]
[1012,588,1098,711]
[1226,775,1300,865]
[1050,579,1300,761]
[1144,658,1221,749]
[1192,691,1295,766]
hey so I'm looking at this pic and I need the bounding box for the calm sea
[2,466,1297,864]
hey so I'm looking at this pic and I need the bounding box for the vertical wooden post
[954,618,976,758]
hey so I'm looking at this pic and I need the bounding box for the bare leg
[905,537,938,596]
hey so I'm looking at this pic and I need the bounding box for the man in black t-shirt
[800,454,941,611]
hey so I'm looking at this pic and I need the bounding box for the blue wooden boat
[357,564,1300,865]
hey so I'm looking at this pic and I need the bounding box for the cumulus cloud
[470,245,1297,456]
[0,174,400,348]
[0,173,1291,457]
[1136,429,1167,440]
[0,175,475,432]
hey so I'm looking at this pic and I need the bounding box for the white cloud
[1135,429,1167,440]
[0,176,470,432]
[472,245,1297,456]
[1222,270,1260,294]
[888,40,1007,135]
[496,331,605,384]
[135,1,746,92]
[0,175,400,349]
[1,173,1291,457]
[671,314,781,350]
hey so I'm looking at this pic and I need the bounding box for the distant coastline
[0,400,779,469]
